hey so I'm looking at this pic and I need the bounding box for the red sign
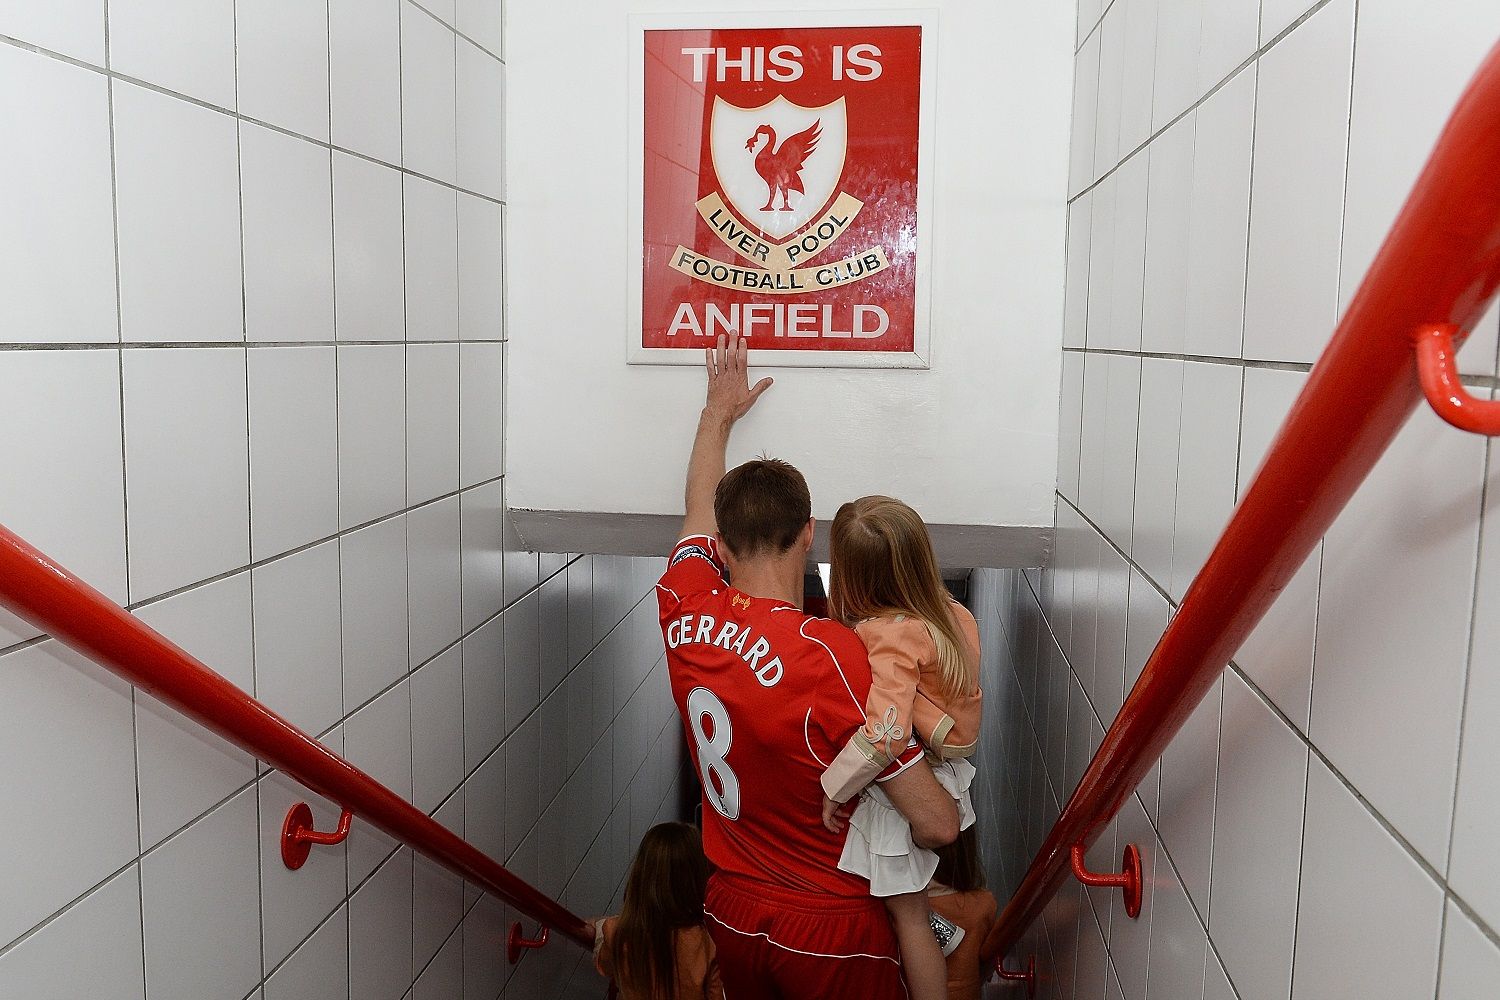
[632,19,930,364]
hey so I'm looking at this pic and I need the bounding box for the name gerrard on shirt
[664,611,784,687]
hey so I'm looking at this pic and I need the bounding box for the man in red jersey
[658,330,959,999]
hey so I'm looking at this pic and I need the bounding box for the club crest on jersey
[732,593,752,611]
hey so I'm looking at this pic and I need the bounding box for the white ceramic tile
[1290,758,1444,1000]
[1075,889,1109,1000]
[0,47,115,343]
[457,39,504,198]
[236,0,329,140]
[338,344,407,528]
[0,351,126,645]
[333,152,406,342]
[1070,30,1101,196]
[341,516,410,710]
[504,592,541,735]
[330,0,402,163]
[405,176,461,341]
[1077,352,1109,518]
[413,840,464,970]
[401,2,457,183]
[1151,0,1200,129]
[252,541,343,735]
[1313,404,1482,869]
[1092,547,1130,724]
[461,479,506,631]
[133,574,256,849]
[1449,448,1500,931]
[1233,368,1318,729]
[567,556,594,668]
[1341,0,1500,375]
[122,348,249,600]
[462,615,505,769]
[248,347,339,558]
[1118,0,1158,151]
[1243,0,1354,365]
[1140,113,1193,356]
[351,849,415,1000]
[113,82,242,343]
[1437,901,1500,1000]
[506,716,541,856]
[462,893,511,1000]
[1063,193,1093,350]
[1108,796,1155,1000]
[1197,0,1258,95]
[1093,6,1125,177]
[1203,950,1234,1000]
[1144,838,1208,1000]
[258,764,348,970]
[456,0,503,55]
[1129,359,1181,588]
[1057,352,1085,502]
[459,194,505,341]
[0,0,104,63]
[1169,362,1241,601]
[1209,671,1307,1000]
[466,740,506,861]
[414,929,464,1000]
[1085,173,1117,353]
[0,867,143,1000]
[241,124,335,343]
[412,647,465,812]
[408,495,463,666]
[1261,0,1315,42]
[109,0,235,108]
[1107,153,1148,353]
[1098,355,1141,551]
[345,680,413,882]
[1157,673,1221,912]
[140,788,261,1000]
[264,906,348,1000]
[0,642,136,947]
[1184,69,1254,359]
[407,343,461,503]
[459,342,505,487]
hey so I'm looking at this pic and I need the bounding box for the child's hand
[821,794,848,833]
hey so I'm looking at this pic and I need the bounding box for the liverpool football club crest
[630,17,934,366]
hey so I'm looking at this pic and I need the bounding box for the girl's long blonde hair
[828,496,975,701]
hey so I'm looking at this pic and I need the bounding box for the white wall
[0,3,684,998]
[506,0,1073,543]
[983,2,1500,1000]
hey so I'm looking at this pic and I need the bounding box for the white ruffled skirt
[837,757,977,897]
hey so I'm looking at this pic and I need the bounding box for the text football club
[632,19,931,365]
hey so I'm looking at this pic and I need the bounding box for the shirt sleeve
[805,620,923,791]
[658,535,727,609]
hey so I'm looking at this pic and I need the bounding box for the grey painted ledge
[511,509,1052,570]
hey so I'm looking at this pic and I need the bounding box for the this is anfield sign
[628,12,935,367]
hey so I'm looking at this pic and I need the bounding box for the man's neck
[728,557,805,609]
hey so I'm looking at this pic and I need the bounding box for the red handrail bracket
[994,955,1037,997]
[1413,323,1500,435]
[1069,843,1142,920]
[281,803,354,870]
[508,922,550,964]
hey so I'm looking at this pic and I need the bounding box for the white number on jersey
[686,687,741,820]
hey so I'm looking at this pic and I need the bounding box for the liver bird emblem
[744,120,822,211]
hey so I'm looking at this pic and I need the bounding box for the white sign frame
[626,9,939,369]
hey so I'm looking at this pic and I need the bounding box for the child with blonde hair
[820,495,983,1000]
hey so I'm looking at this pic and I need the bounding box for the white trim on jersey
[656,582,683,603]
[799,619,866,715]
[803,708,831,768]
[704,908,905,967]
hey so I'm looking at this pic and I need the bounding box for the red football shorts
[704,872,909,1000]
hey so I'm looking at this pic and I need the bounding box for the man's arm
[681,330,774,540]
[880,759,961,849]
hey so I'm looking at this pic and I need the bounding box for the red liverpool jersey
[658,536,921,898]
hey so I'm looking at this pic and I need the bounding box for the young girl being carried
[592,822,724,1000]
[819,495,983,1000]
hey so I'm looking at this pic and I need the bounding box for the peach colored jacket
[821,601,983,804]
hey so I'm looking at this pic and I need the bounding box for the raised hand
[705,329,774,422]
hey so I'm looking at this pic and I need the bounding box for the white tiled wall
[0,4,684,998]
[974,2,1500,999]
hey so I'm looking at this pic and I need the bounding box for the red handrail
[0,523,593,952]
[984,40,1500,964]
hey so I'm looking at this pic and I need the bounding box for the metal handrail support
[984,40,1500,964]
[0,523,592,951]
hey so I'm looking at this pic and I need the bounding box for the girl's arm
[819,618,925,811]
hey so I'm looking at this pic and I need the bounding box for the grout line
[0,339,505,351]
[408,0,505,66]
[1063,345,1500,389]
